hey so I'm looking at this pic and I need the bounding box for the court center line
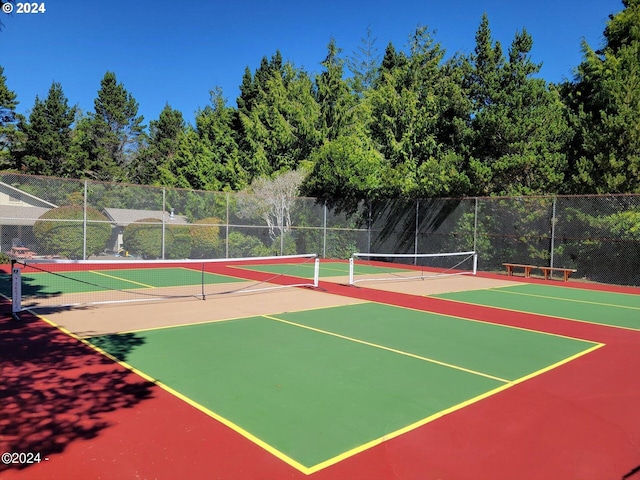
[89,270,155,288]
[490,287,640,310]
[262,314,510,383]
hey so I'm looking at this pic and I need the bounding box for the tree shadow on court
[0,303,154,474]
[88,333,146,362]
[1,271,65,315]
[623,464,640,479]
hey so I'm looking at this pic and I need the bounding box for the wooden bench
[538,266,577,282]
[503,263,577,282]
[503,263,535,278]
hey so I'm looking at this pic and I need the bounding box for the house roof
[0,182,58,208]
[0,205,54,226]
[103,208,189,226]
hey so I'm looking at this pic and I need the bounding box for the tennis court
[1,254,640,480]
[84,302,599,473]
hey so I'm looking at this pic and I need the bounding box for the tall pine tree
[0,65,20,169]
[346,26,381,95]
[236,52,320,177]
[466,15,570,195]
[316,39,356,141]
[18,82,76,176]
[567,0,640,193]
[167,88,244,191]
[131,103,185,185]
[81,71,145,181]
[368,27,470,197]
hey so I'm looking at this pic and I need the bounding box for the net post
[313,257,320,287]
[11,260,22,320]
[349,256,354,285]
[201,262,206,300]
[473,252,478,275]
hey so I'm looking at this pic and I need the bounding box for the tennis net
[9,253,319,313]
[349,251,477,285]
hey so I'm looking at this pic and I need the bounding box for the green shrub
[33,205,111,259]
[190,217,222,258]
[123,219,192,259]
[167,224,192,259]
[227,231,268,258]
[123,218,162,259]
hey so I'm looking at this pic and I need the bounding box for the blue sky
[0,0,623,126]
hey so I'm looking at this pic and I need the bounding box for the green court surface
[0,272,9,296]
[87,302,598,471]
[14,267,244,296]
[433,284,640,330]
[235,260,412,278]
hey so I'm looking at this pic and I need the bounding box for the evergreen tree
[0,65,20,168]
[378,42,408,77]
[167,88,244,191]
[302,122,388,212]
[81,71,145,181]
[368,26,470,197]
[466,14,504,112]
[566,0,640,193]
[316,39,356,141]
[466,15,570,195]
[18,82,76,176]
[236,53,320,177]
[131,104,185,185]
[346,26,381,95]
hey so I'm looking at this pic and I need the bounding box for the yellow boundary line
[306,342,605,474]
[89,269,155,288]
[15,267,156,289]
[263,314,509,383]
[364,295,599,344]
[103,299,369,337]
[21,265,239,295]
[488,287,640,310]
[432,294,640,333]
[25,302,605,476]
[30,309,312,474]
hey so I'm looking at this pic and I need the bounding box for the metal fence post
[473,197,478,255]
[162,188,166,260]
[367,200,372,254]
[323,202,327,259]
[225,192,230,259]
[414,199,419,265]
[550,196,557,268]
[280,210,284,256]
[83,180,87,260]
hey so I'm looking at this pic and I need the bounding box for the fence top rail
[3,171,640,202]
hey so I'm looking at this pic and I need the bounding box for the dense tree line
[1,2,639,204]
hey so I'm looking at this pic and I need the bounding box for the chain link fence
[2,172,639,286]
